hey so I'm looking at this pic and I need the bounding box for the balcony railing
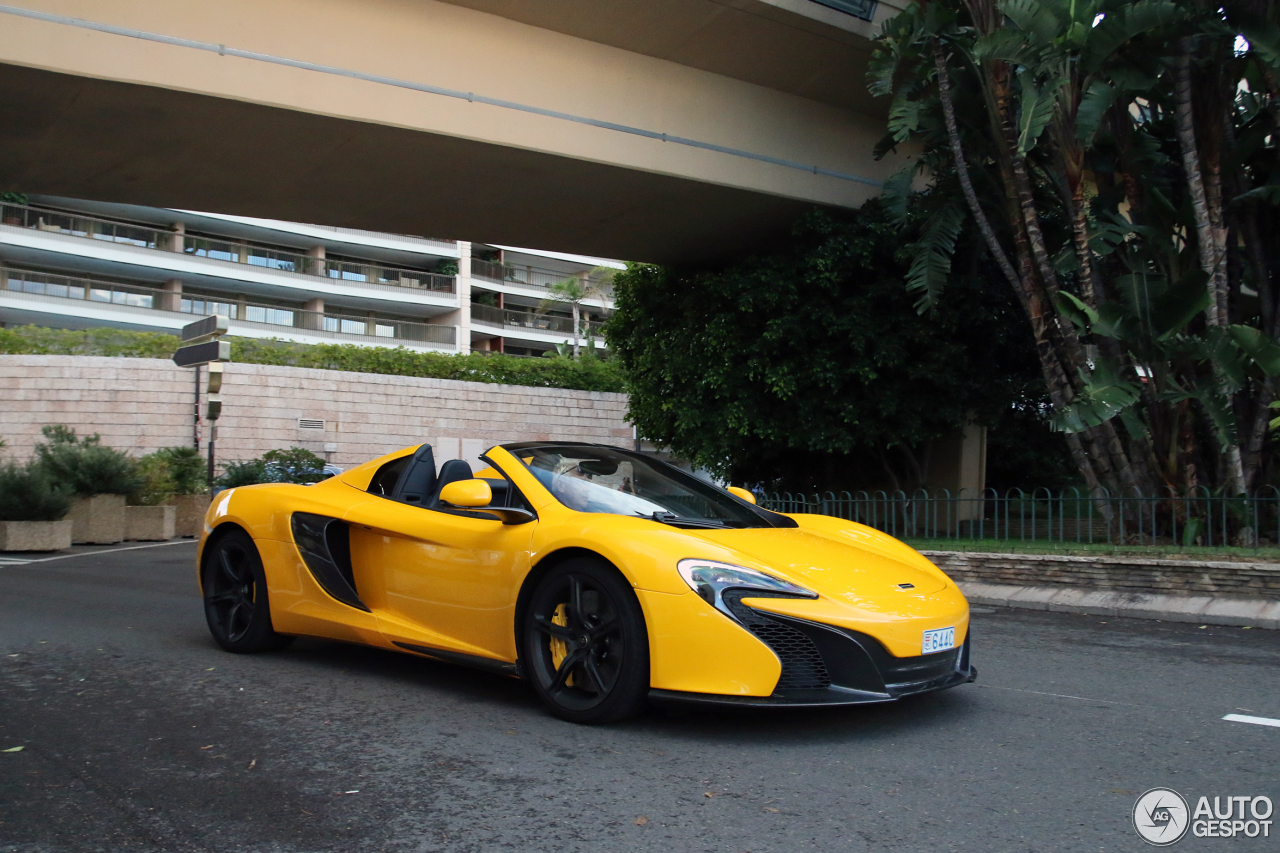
[470,303,606,338]
[0,203,456,297]
[1,267,456,348]
[470,258,614,300]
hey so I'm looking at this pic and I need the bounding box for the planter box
[168,494,212,539]
[0,519,73,552]
[125,505,176,542]
[67,494,126,545]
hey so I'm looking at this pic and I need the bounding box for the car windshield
[505,443,773,528]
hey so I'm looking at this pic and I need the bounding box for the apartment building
[0,195,620,356]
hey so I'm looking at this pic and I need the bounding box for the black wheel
[202,528,292,653]
[522,558,649,724]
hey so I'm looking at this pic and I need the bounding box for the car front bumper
[649,607,976,709]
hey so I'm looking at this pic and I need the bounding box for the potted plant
[148,447,209,539]
[0,461,73,551]
[125,453,178,541]
[35,425,143,545]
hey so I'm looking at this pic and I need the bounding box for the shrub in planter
[35,425,143,496]
[36,425,141,544]
[142,446,210,538]
[129,454,178,507]
[0,462,73,552]
[154,446,206,495]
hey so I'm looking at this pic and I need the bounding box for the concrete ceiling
[435,0,898,116]
[0,64,818,265]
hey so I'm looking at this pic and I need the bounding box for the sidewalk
[957,580,1280,629]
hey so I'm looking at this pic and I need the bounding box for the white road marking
[0,540,197,565]
[980,684,1148,708]
[1223,714,1280,728]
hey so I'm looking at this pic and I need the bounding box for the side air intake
[290,512,368,612]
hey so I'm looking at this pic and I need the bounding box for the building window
[89,287,152,308]
[809,0,876,21]
[244,305,294,326]
[181,297,236,318]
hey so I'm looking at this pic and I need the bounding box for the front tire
[202,528,292,653]
[522,558,649,723]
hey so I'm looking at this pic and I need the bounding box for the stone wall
[0,355,631,469]
[924,550,1280,600]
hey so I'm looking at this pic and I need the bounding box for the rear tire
[202,528,293,653]
[522,557,649,724]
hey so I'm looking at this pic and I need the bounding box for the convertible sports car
[198,442,975,722]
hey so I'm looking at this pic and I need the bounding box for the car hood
[686,526,950,599]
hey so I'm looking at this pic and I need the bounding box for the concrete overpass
[0,0,905,264]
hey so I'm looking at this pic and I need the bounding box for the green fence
[756,488,1280,547]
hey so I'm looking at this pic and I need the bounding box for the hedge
[0,325,626,393]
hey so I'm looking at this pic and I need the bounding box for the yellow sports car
[199,442,975,722]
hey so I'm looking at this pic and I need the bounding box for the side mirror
[440,478,493,507]
[726,486,757,505]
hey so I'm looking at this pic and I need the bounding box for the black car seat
[391,444,437,505]
[429,459,475,508]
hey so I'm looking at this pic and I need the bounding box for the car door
[342,494,536,663]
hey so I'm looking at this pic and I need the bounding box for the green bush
[214,447,331,489]
[34,425,143,497]
[261,447,328,484]
[0,462,71,522]
[0,325,626,392]
[152,446,207,495]
[215,459,272,489]
[129,454,178,506]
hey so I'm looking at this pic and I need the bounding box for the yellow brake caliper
[550,603,574,687]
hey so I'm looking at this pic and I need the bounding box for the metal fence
[0,202,455,295]
[757,488,1280,548]
[470,258,614,297]
[470,303,607,337]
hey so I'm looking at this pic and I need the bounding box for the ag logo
[1134,788,1190,846]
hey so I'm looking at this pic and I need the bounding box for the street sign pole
[174,316,231,491]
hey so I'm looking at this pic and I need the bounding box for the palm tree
[539,268,614,357]
[869,0,1280,511]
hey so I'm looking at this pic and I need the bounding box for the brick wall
[0,355,631,469]
[924,550,1280,600]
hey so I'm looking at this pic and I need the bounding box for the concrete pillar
[426,243,470,353]
[300,297,324,331]
[455,242,472,354]
[306,245,325,277]
[160,278,182,313]
[924,413,988,522]
[169,222,185,253]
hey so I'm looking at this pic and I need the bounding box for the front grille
[882,647,961,687]
[723,592,830,691]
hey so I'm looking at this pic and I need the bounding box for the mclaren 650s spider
[198,441,976,723]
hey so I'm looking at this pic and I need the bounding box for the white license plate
[922,627,956,654]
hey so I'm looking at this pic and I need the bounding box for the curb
[957,581,1280,629]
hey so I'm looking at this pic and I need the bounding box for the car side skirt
[393,641,521,678]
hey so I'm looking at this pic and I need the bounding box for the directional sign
[181,314,230,344]
[173,339,231,368]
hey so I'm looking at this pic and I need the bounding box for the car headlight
[676,559,816,619]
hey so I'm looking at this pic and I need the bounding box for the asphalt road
[0,541,1278,853]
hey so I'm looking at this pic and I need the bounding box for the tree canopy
[607,206,1062,491]
[870,0,1280,508]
